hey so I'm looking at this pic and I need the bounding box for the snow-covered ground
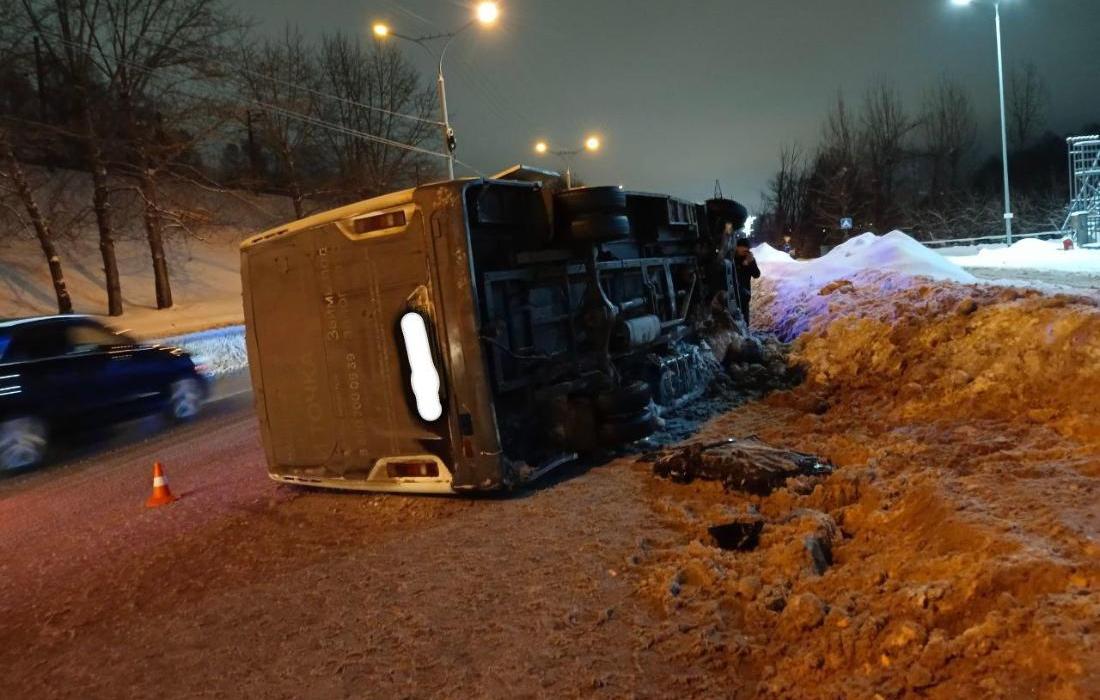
[0,233,246,338]
[941,237,1100,293]
[944,236,1100,274]
[0,165,295,339]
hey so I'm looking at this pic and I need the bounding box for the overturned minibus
[241,167,748,494]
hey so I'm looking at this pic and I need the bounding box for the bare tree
[807,92,864,237]
[919,76,978,196]
[1008,61,1048,149]
[859,80,913,230]
[905,190,998,240]
[0,0,71,313]
[236,26,317,219]
[84,0,241,309]
[761,143,810,242]
[0,128,73,313]
[21,0,124,315]
[316,34,437,199]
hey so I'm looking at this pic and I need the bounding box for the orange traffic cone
[145,462,177,508]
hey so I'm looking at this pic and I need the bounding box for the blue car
[0,316,210,471]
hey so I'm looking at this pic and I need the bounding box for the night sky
[238,0,1100,207]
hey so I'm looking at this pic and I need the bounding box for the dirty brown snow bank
[634,272,1100,698]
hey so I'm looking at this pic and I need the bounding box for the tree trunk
[82,105,123,316]
[121,87,173,309]
[139,169,172,308]
[290,184,304,220]
[0,130,72,314]
[283,148,305,219]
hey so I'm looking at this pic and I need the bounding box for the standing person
[731,237,761,326]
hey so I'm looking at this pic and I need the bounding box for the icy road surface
[967,266,1100,294]
[0,383,698,698]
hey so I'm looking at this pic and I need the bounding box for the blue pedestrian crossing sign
[840,217,854,230]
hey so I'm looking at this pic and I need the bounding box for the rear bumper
[268,456,459,495]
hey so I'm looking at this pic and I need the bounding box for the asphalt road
[0,370,699,699]
[2,369,255,485]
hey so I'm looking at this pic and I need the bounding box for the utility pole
[951,0,1014,244]
[993,2,1014,244]
[372,2,501,181]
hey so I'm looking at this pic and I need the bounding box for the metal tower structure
[1067,135,1100,244]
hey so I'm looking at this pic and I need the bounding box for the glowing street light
[534,135,605,188]
[949,0,1015,244]
[476,1,501,25]
[372,2,502,180]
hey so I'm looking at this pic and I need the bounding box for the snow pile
[752,243,795,264]
[946,237,1100,273]
[754,231,976,340]
[637,246,1100,697]
[794,284,1100,441]
[762,231,975,286]
[161,325,248,376]
[752,232,1100,441]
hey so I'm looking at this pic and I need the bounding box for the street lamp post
[373,2,500,181]
[951,0,1014,244]
[534,136,602,188]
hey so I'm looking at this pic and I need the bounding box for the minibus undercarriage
[242,169,748,493]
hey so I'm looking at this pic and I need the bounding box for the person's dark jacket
[733,253,761,297]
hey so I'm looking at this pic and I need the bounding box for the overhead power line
[33,28,444,128]
[37,32,454,163]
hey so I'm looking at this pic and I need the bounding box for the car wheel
[168,378,203,421]
[0,417,48,471]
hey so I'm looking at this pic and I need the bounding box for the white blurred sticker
[399,313,443,422]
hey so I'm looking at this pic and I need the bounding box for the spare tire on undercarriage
[567,213,631,243]
[555,186,627,219]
